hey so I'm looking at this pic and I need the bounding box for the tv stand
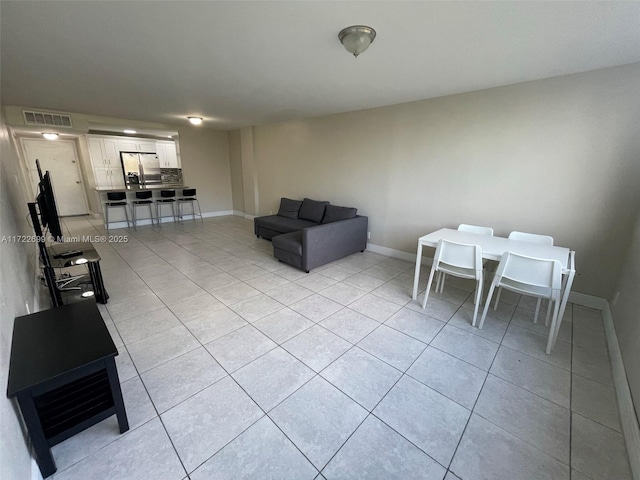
[6,300,128,478]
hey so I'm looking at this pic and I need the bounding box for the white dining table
[411,228,576,330]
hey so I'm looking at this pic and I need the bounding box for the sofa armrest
[301,216,368,271]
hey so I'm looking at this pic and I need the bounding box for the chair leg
[494,286,502,310]
[546,297,561,354]
[148,204,155,226]
[195,199,203,223]
[124,205,131,229]
[471,272,483,327]
[533,297,542,323]
[421,268,438,309]
[105,205,110,232]
[544,299,553,327]
[478,279,498,329]
[132,204,137,230]
[171,203,177,223]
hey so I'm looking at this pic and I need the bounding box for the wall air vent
[23,110,73,128]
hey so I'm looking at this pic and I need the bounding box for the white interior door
[22,138,89,216]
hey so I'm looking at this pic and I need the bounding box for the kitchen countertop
[94,184,187,192]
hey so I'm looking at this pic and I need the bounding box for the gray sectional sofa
[254,197,368,272]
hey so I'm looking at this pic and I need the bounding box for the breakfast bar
[94,184,190,229]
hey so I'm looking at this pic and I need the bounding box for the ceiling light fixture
[338,25,376,58]
[123,129,137,134]
[188,117,203,125]
[42,133,58,140]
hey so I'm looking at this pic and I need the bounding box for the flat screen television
[37,171,63,242]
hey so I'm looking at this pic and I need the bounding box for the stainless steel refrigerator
[121,152,162,186]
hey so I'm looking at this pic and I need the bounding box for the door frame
[20,137,90,216]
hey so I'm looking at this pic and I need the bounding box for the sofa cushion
[277,198,303,219]
[255,215,316,234]
[298,198,329,223]
[272,231,303,256]
[321,205,358,224]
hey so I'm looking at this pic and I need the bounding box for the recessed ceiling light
[188,117,203,125]
[42,133,58,140]
[124,129,137,134]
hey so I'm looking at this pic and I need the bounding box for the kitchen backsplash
[161,168,183,184]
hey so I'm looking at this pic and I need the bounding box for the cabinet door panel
[87,137,106,168]
[93,167,111,189]
[156,141,179,168]
[137,141,156,153]
[110,167,125,188]
[118,140,138,152]
[104,139,120,166]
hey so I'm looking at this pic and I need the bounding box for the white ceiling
[2,1,639,130]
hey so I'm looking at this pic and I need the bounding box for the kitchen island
[94,184,190,229]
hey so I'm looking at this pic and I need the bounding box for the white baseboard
[202,210,235,218]
[243,213,256,220]
[568,291,608,310]
[602,303,640,480]
[105,210,236,229]
[366,242,418,263]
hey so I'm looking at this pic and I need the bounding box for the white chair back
[423,239,484,326]
[508,231,554,245]
[458,224,494,236]
[495,251,562,297]
[435,239,483,279]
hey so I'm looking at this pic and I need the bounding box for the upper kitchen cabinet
[87,136,124,188]
[88,136,119,167]
[156,141,180,168]
[118,139,157,153]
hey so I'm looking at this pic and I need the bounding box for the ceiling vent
[23,110,73,128]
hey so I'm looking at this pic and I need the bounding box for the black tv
[37,171,63,242]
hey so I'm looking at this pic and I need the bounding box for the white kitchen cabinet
[88,137,119,166]
[87,136,125,188]
[156,141,180,168]
[118,139,156,153]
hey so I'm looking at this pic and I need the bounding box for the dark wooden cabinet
[7,300,128,477]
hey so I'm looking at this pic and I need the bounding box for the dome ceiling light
[338,25,376,58]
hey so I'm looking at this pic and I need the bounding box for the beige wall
[228,129,244,212]
[0,110,40,479]
[177,125,233,213]
[610,208,640,422]
[243,63,640,298]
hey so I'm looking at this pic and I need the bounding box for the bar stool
[155,189,177,225]
[104,192,131,232]
[177,188,203,223]
[131,191,155,229]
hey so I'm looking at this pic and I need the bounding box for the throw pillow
[277,198,303,219]
[298,198,329,223]
[321,204,358,224]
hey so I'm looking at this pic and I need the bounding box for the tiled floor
[48,215,632,480]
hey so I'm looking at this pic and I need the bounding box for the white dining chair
[493,231,554,321]
[457,224,494,236]
[435,224,494,294]
[423,239,484,327]
[479,251,562,354]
